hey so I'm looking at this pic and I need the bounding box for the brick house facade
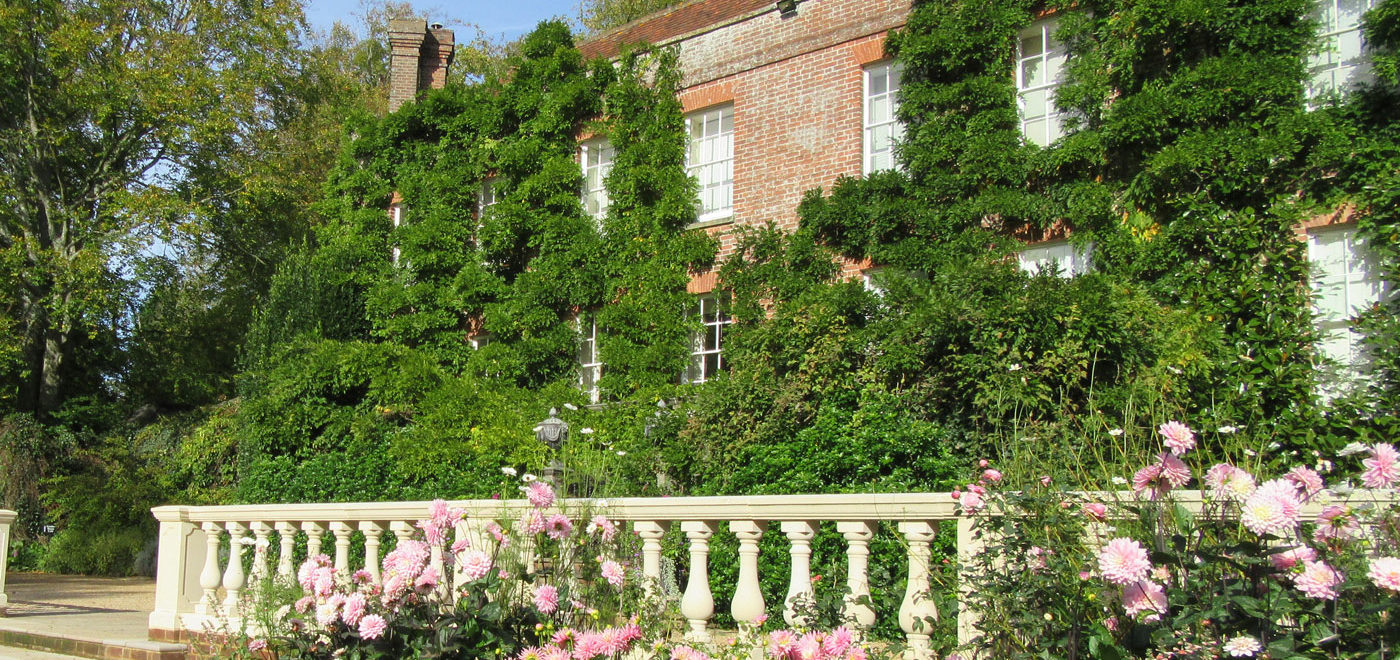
[386,0,1386,393]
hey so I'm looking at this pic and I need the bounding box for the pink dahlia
[1313,505,1361,543]
[601,559,625,587]
[767,630,797,659]
[822,627,854,657]
[1121,580,1167,621]
[1098,538,1152,586]
[1269,546,1317,571]
[341,592,367,626]
[1285,466,1325,497]
[1368,556,1400,592]
[358,613,388,640]
[526,481,556,508]
[459,549,493,582]
[795,632,822,660]
[1206,463,1256,501]
[1158,421,1196,456]
[534,584,559,614]
[1361,443,1399,488]
[1241,478,1302,536]
[545,513,574,540]
[413,565,440,592]
[587,515,618,541]
[1132,463,1165,498]
[1295,560,1344,600]
[383,540,430,580]
[451,538,470,554]
[248,639,268,651]
[671,646,712,660]
[522,509,547,535]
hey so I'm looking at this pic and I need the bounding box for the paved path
[0,573,181,659]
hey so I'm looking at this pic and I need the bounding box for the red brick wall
[638,0,910,288]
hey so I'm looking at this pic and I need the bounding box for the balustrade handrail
[152,492,962,524]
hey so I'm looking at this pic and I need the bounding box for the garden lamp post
[536,408,568,492]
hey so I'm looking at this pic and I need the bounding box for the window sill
[687,215,734,231]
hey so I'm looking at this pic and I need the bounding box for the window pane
[1020,34,1043,58]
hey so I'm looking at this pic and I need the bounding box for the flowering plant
[258,475,668,658]
[956,422,1399,659]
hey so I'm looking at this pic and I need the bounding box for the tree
[0,0,305,415]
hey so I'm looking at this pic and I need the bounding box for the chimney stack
[388,19,455,112]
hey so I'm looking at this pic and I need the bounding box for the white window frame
[390,203,403,266]
[1018,240,1094,278]
[1016,18,1068,147]
[577,314,603,404]
[684,294,731,384]
[1307,0,1377,103]
[863,61,904,174]
[1308,226,1384,392]
[685,105,734,223]
[478,178,500,216]
[580,139,615,221]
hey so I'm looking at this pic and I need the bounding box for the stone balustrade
[0,509,14,614]
[146,490,1397,651]
[148,493,959,649]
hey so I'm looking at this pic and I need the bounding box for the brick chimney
[388,19,455,112]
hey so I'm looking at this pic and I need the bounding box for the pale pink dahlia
[1132,463,1165,498]
[795,632,822,660]
[1312,505,1361,543]
[1205,463,1257,501]
[1222,635,1261,657]
[1269,546,1317,571]
[1295,560,1344,600]
[413,565,440,592]
[545,513,574,540]
[1241,478,1302,536]
[534,584,559,614]
[822,627,854,657]
[1121,580,1167,620]
[341,592,367,626]
[768,630,797,659]
[459,549,493,582]
[1285,466,1325,497]
[1362,443,1399,488]
[1098,538,1152,586]
[1133,453,1190,499]
[521,509,546,535]
[526,480,556,508]
[358,613,388,640]
[601,559,625,587]
[671,646,712,660]
[1158,420,1196,456]
[587,515,618,541]
[1369,556,1400,592]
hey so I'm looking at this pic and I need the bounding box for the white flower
[501,467,518,477]
[616,451,627,456]
[1338,442,1368,457]
[1218,425,1238,434]
[1267,441,1281,451]
[596,499,608,507]
[1244,449,1257,457]
[580,427,595,434]
[238,536,257,546]
[522,473,537,483]
[563,403,578,411]
[1111,476,1128,485]
[1316,459,1334,473]
[1108,428,1124,437]
[1008,364,1022,371]
[1222,635,1261,657]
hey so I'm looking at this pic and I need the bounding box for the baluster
[391,520,415,545]
[330,522,353,575]
[303,522,326,559]
[250,522,273,580]
[955,516,982,648]
[679,521,716,642]
[782,521,816,626]
[196,522,223,615]
[898,521,938,658]
[635,521,668,597]
[276,522,297,577]
[729,520,766,629]
[838,521,877,634]
[361,521,385,585]
[223,522,248,616]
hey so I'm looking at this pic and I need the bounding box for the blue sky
[303,0,586,41]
